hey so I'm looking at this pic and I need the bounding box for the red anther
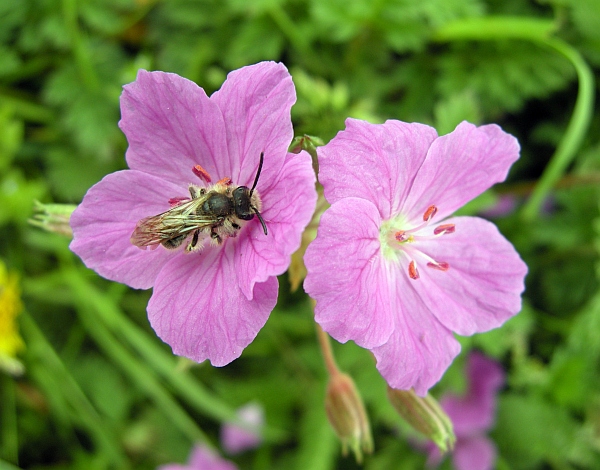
[168,196,189,207]
[433,224,455,235]
[427,261,450,271]
[192,164,212,183]
[216,176,232,186]
[423,205,438,221]
[395,231,409,242]
[408,260,420,280]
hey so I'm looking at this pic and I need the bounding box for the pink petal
[69,170,184,289]
[304,198,395,349]
[452,436,497,470]
[211,62,296,188]
[147,245,278,366]
[317,118,439,219]
[158,444,238,470]
[221,403,264,454]
[371,283,462,395]
[410,216,527,336]
[236,150,316,299]
[441,353,504,435]
[187,445,239,470]
[466,352,505,404]
[120,70,229,186]
[403,122,520,223]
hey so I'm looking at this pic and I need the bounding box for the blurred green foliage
[1,0,600,469]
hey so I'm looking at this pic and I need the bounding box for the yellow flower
[0,261,24,376]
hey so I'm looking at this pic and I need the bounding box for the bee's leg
[231,222,240,230]
[186,230,200,252]
[210,229,222,245]
[162,233,187,250]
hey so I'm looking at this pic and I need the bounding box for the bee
[131,152,268,252]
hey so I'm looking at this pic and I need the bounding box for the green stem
[0,375,18,464]
[432,17,595,221]
[62,269,237,422]
[61,0,100,91]
[432,16,557,42]
[63,271,209,444]
[20,312,127,467]
[65,267,287,442]
[519,39,594,221]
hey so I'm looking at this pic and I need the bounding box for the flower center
[379,205,455,280]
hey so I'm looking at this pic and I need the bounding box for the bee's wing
[130,198,219,248]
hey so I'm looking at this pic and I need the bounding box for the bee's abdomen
[201,192,234,217]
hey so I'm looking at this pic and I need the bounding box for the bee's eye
[232,186,254,220]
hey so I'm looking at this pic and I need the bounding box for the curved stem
[519,38,594,221]
[0,375,18,464]
[432,17,595,221]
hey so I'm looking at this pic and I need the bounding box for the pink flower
[70,62,316,366]
[304,119,527,395]
[158,444,238,470]
[479,194,517,218]
[427,352,505,470]
[220,402,264,454]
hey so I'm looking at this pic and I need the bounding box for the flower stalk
[316,322,373,463]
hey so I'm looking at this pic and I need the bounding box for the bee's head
[232,186,254,221]
[233,152,267,235]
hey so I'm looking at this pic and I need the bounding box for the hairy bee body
[131,153,268,252]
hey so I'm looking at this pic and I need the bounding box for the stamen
[408,260,420,280]
[433,224,455,235]
[423,205,438,221]
[216,176,232,186]
[427,261,450,271]
[192,164,212,183]
[382,204,455,280]
[168,196,189,207]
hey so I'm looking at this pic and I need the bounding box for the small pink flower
[70,62,316,366]
[427,352,505,470]
[220,402,264,454]
[479,194,517,218]
[304,119,527,395]
[158,444,238,470]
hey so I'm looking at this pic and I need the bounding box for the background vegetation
[1,0,599,468]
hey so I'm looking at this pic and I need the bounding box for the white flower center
[379,205,455,280]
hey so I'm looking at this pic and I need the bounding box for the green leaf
[434,89,481,135]
[560,0,600,41]
[225,18,285,69]
[494,394,590,469]
[438,41,574,114]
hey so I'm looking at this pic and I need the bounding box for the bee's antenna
[253,207,268,235]
[250,206,268,235]
[249,152,264,197]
